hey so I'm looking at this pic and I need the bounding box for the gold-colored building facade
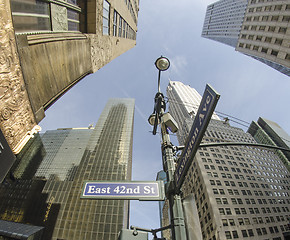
[0,0,139,177]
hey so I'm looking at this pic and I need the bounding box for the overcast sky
[39,0,290,238]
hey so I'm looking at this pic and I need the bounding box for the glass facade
[0,99,135,240]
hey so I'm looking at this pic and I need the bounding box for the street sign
[81,181,165,201]
[175,84,220,189]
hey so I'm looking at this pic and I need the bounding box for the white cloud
[169,55,188,77]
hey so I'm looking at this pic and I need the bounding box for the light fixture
[155,56,170,71]
[148,113,159,126]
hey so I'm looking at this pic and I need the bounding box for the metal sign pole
[159,97,187,240]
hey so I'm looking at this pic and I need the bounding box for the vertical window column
[103,0,110,35]
[113,10,118,36]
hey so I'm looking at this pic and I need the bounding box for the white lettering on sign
[113,186,141,194]
[87,186,111,194]
[0,142,4,154]
[176,88,216,185]
[144,186,156,194]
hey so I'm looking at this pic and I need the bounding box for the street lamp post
[148,57,187,240]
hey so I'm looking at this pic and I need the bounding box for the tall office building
[0,0,139,180]
[248,117,290,171]
[202,0,290,77]
[167,81,220,145]
[163,81,290,240]
[0,98,135,240]
[201,0,248,47]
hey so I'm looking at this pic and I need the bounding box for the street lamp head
[155,56,170,71]
[148,113,159,126]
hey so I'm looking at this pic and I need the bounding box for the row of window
[207,170,289,185]
[238,43,289,61]
[124,0,137,24]
[243,24,287,34]
[113,11,136,40]
[224,225,288,239]
[11,0,81,32]
[213,186,289,197]
[210,178,289,191]
[219,205,290,215]
[102,1,136,39]
[246,15,290,22]
[216,196,289,205]
[250,0,288,4]
[248,4,290,13]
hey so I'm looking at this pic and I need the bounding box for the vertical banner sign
[0,128,16,182]
[175,84,220,189]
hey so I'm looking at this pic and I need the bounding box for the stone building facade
[0,0,139,177]
[202,0,290,76]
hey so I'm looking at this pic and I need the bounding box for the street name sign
[81,181,165,201]
[175,84,220,189]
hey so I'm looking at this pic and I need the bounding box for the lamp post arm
[158,70,161,93]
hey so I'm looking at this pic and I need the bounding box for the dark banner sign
[175,84,220,189]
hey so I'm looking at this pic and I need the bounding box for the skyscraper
[0,0,139,168]
[248,117,290,171]
[163,81,290,240]
[167,81,220,145]
[201,0,248,47]
[202,0,290,77]
[0,98,135,240]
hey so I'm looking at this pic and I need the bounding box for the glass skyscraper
[163,81,290,240]
[248,117,290,171]
[0,98,135,240]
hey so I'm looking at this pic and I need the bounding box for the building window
[242,230,248,237]
[268,26,276,32]
[232,230,239,238]
[262,16,269,21]
[272,15,279,21]
[103,0,110,35]
[225,231,232,239]
[274,5,282,11]
[118,15,123,37]
[248,229,254,237]
[225,208,232,215]
[229,219,235,226]
[259,26,266,31]
[271,50,278,56]
[282,16,290,22]
[11,0,81,33]
[113,10,118,36]
[278,27,287,33]
[11,0,51,32]
[222,219,228,226]
[261,47,268,53]
[275,38,283,45]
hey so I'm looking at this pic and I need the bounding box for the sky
[39,0,290,238]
